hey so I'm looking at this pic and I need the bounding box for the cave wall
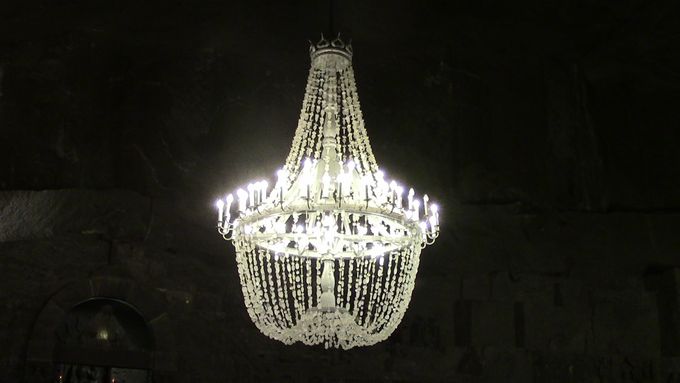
[1,1,680,382]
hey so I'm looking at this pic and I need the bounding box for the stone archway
[24,276,176,382]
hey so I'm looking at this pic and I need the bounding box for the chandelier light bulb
[322,172,331,199]
[236,188,247,212]
[395,185,404,208]
[215,199,224,224]
[261,180,268,202]
[376,170,385,188]
[429,215,438,230]
[214,35,440,349]
[423,194,430,216]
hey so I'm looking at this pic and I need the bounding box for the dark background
[1,0,680,382]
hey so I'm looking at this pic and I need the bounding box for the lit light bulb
[301,159,313,199]
[395,185,404,208]
[277,168,287,184]
[276,169,286,204]
[430,203,439,227]
[322,172,331,199]
[247,183,255,207]
[226,193,234,211]
[419,221,427,238]
[215,199,224,224]
[376,170,384,180]
[237,188,248,212]
[299,236,309,250]
[342,170,351,196]
[276,221,286,233]
[97,329,109,340]
[379,178,389,200]
[361,175,371,201]
[389,180,397,205]
[261,180,269,202]
[323,227,335,244]
[336,171,345,199]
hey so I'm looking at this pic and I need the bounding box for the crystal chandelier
[215,35,440,349]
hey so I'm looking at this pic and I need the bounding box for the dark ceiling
[2,0,679,204]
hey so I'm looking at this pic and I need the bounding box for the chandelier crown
[309,33,353,61]
[214,37,440,349]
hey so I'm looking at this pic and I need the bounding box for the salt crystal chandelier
[215,35,440,349]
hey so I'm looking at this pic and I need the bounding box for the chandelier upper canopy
[309,33,354,60]
[215,35,440,349]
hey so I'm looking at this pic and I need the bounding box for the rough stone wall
[1,1,679,382]
[1,191,679,382]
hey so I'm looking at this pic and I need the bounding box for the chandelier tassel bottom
[215,34,440,349]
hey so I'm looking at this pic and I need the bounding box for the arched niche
[25,277,176,383]
[54,298,153,382]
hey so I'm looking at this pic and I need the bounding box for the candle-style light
[216,199,224,225]
[322,171,331,199]
[277,168,287,205]
[430,203,439,227]
[336,167,345,201]
[423,194,429,217]
[247,183,255,208]
[389,180,397,205]
[237,188,247,213]
[395,184,404,209]
[225,194,233,224]
[261,180,268,204]
[361,175,371,203]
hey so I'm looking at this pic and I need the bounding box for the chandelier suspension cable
[328,0,335,37]
[214,34,440,349]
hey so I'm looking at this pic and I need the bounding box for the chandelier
[215,35,440,349]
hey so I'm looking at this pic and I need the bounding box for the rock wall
[1,190,679,382]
